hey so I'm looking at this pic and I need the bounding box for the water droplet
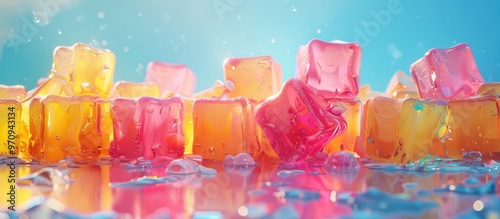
[291,6,297,12]
[209,146,216,155]
[316,28,321,33]
[98,11,105,19]
[55,136,61,140]
[138,12,143,18]
[270,38,276,44]
[123,47,129,52]
[57,29,62,35]
[101,40,108,46]
[34,16,41,23]
[99,24,107,30]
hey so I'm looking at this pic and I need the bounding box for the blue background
[0,0,499,92]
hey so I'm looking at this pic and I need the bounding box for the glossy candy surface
[410,43,484,99]
[192,97,261,161]
[224,56,283,102]
[296,39,361,99]
[109,97,185,159]
[362,97,450,163]
[51,43,116,97]
[255,79,348,162]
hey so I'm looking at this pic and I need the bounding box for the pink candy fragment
[109,97,185,159]
[254,78,348,162]
[296,39,361,100]
[410,43,484,99]
[146,61,196,96]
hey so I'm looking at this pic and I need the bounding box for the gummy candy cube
[146,61,196,97]
[410,43,484,99]
[296,39,361,99]
[29,95,101,162]
[440,97,500,160]
[223,56,283,102]
[19,75,76,159]
[192,80,230,98]
[96,99,113,157]
[361,97,449,163]
[323,99,361,154]
[109,97,185,159]
[358,84,386,104]
[139,97,185,158]
[0,99,21,156]
[0,85,27,100]
[109,81,160,98]
[109,98,140,159]
[51,43,116,97]
[255,79,348,162]
[476,83,500,97]
[192,97,261,160]
[385,71,417,98]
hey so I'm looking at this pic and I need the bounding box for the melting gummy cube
[385,71,417,98]
[295,39,361,99]
[192,97,261,161]
[146,61,196,97]
[361,97,449,163]
[0,85,27,100]
[410,43,484,99]
[323,99,361,154]
[441,96,500,160]
[223,56,283,102]
[254,78,348,162]
[51,43,116,97]
[0,99,21,156]
[109,97,185,159]
[29,95,101,162]
[109,81,160,98]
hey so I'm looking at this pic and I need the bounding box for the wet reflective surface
[1,156,499,218]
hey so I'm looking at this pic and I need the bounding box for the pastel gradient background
[0,0,499,92]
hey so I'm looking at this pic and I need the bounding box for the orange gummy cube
[476,82,500,97]
[323,99,361,154]
[0,99,21,156]
[223,56,283,102]
[109,81,160,98]
[361,97,449,163]
[192,97,262,160]
[0,85,27,100]
[19,75,76,159]
[441,97,500,160]
[51,43,116,97]
[29,95,101,162]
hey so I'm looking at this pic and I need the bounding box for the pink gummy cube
[410,43,484,99]
[109,97,185,159]
[254,78,348,162]
[296,39,361,99]
[146,61,196,97]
